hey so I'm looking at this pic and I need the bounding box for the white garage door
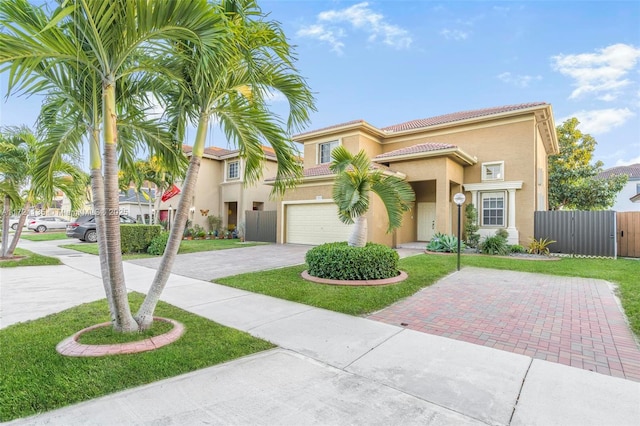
[286,203,353,245]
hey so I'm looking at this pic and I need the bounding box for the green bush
[463,204,480,248]
[479,235,509,255]
[120,224,162,254]
[495,228,509,240]
[509,244,526,253]
[147,231,170,255]
[426,232,465,253]
[305,242,399,280]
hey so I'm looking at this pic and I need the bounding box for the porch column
[506,188,518,244]
[435,178,450,234]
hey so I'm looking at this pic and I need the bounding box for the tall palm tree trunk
[5,201,31,257]
[1,195,10,257]
[103,79,137,332]
[348,215,368,248]
[135,116,208,329]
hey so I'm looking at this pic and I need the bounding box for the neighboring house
[119,187,156,222]
[156,145,279,231]
[274,102,558,246]
[597,164,640,212]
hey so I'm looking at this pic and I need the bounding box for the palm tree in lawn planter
[304,147,415,282]
[330,146,415,247]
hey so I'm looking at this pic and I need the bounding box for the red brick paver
[368,267,640,381]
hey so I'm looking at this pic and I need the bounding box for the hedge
[305,242,399,280]
[120,224,163,254]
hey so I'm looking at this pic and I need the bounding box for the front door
[417,202,436,241]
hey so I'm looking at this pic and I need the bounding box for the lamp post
[453,193,466,271]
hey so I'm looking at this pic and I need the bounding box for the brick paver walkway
[368,267,640,381]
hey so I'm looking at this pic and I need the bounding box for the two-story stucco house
[598,164,640,212]
[275,102,558,247]
[156,145,279,231]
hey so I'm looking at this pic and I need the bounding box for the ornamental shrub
[509,244,526,254]
[463,204,480,248]
[147,231,170,255]
[426,233,465,253]
[121,224,162,254]
[479,235,509,255]
[305,242,399,280]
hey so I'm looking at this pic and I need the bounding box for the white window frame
[318,140,339,164]
[227,160,240,180]
[480,191,506,227]
[482,161,504,182]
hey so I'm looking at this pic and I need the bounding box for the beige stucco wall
[158,156,278,231]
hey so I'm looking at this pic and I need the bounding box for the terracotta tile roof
[182,145,277,159]
[302,162,392,178]
[381,102,549,133]
[598,163,640,179]
[374,143,457,159]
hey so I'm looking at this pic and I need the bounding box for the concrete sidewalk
[2,240,639,425]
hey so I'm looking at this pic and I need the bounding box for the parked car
[27,216,72,232]
[66,214,137,242]
[5,216,36,230]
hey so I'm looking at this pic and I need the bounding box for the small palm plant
[329,146,415,247]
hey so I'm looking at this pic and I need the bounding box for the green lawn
[60,238,266,259]
[18,231,71,242]
[217,254,640,336]
[0,293,274,422]
[0,248,62,268]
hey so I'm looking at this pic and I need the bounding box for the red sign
[161,184,181,202]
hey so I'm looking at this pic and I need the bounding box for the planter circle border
[56,317,184,357]
[301,270,408,286]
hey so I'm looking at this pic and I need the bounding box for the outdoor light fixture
[453,192,466,271]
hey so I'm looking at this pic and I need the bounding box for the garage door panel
[286,203,353,245]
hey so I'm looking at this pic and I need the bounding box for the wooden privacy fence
[617,212,640,258]
[244,210,276,243]
[534,211,617,258]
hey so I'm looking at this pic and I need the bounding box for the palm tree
[329,146,415,247]
[1,0,314,331]
[1,0,227,331]
[134,0,315,328]
[0,126,87,258]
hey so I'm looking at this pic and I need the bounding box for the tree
[134,0,315,329]
[329,146,415,247]
[0,0,314,331]
[549,118,628,210]
[0,126,86,258]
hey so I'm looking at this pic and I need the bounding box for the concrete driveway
[128,244,312,281]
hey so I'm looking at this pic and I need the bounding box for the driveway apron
[368,266,640,381]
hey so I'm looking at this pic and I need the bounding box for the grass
[60,238,266,259]
[77,320,174,345]
[217,253,640,336]
[0,292,275,422]
[18,231,70,242]
[0,248,62,268]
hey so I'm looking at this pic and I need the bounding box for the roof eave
[293,121,384,143]
[372,147,478,166]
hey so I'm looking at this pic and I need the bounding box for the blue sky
[1,1,639,170]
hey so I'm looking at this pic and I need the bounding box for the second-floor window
[482,161,504,181]
[318,140,338,164]
[228,160,239,180]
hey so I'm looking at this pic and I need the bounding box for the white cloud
[551,43,640,101]
[563,108,635,134]
[296,2,411,53]
[615,155,640,166]
[296,24,345,54]
[440,29,468,41]
[497,72,542,88]
[264,89,287,104]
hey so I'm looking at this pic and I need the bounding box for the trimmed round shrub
[147,231,170,255]
[305,242,400,280]
[509,244,526,254]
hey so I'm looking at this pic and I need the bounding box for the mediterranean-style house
[156,145,279,231]
[274,102,559,247]
[598,164,640,212]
